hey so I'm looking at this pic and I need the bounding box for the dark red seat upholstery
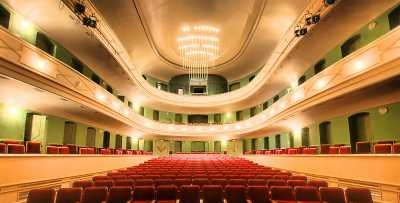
[81,186,107,203]
[307,180,328,188]
[72,180,93,189]
[320,187,345,203]
[294,186,320,202]
[56,188,82,203]
[248,179,267,186]
[273,175,289,180]
[211,178,227,187]
[203,185,224,203]
[114,179,134,187]
[66,144,77,154]
[47,146,59,154]
[192,178,209,188]
[135,179,154,186]
[339,146,351,154]
[106,186,132,203]
[132,186,155,202]
[328,146,339,154]
[7,144,25,154]
[59,146,70,154]
[175,178,191,187]
[156,185,177,203]
[374,144,392,154]
[94,180,114,188]
[320,144,330,154]
[27,188,56,203]
[228,178,247,186]
[345,188,373,203]
[393,143,400,153]
[287,180,306,187]
[268,179,287,187]
[270,186,295,202]
[93,176,110,181]
[26,141,41,153]
[155,178,173,186]
[180,185,200,203]
[248,186,270,203]
[289,175,307,180]
[225,185,247,203]
[356,141,371,154]
[0,143,6,153]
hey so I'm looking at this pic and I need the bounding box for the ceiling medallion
[177,25,220,92]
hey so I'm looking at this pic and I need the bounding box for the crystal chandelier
[177,25,220,83]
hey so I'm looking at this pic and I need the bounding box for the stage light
[74,3,86,15]
[294,26,307,37]
[83,16,97,28]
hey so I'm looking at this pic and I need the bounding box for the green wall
[0,103,27,141]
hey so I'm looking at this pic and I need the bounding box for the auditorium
[0,0,399,202]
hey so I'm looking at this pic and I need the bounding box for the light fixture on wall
[177,25,220,85]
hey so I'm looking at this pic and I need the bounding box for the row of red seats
[247,141,400,155]
[27,184,373,203]
[0,140,150,155]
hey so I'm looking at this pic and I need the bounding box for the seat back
[339,146,351,154]
[26,141,41,153]
[248,179,267,186]
[307,180,328,188]
[203,185,224,203]
[287,180,306,187]
[228,178,247,186]
[155,178,173,186]
[211,178,227,187]
[7,144,25,154]
[106,186,131,203]
[135,179,154,186]
[320,187,345,203]
[58,147,70,154]
[270,186,294,201]
[247,186,270,203]
[114,179,134,187]
[345,188,373,203]
[225,185,247,203]
[94,180,114,188]
[192,178,209,188]
[47,146,59,154]
[27,189,56,203]
[81,186,107,203]
[156,185,178,200]
[393,143,400,153]
[329,146,339,154]
[56,188,82,203]
[72,180,93,189]
[133,186,155,201]
[175,178,192,187]
[294,186,320,201]
[267,179,287,187]
[374,144,392,154]
[356,141,371,154]
[0,143,6,153]
[180,185,200,203]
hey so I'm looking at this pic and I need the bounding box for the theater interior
[0,0,399,202]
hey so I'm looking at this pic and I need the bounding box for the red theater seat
[339,146,351,154]
[320,144,330,154]
[248,179,267,186]
[106,186,132,203]
[287,180,306,188]
[72,180,93,189]
[374,144,392,154]
[26,141,41,153]
[273,175,289,180]
[328,146,339,154]
[155,178,173,186]
[156,185,178,203]
[175,178,191,187]
[307,180,328,188]
[47,146,59,154]
[203,185,224,203]
[59,147,70,154]
[320,187,345,203]
[345,188,373,203]
[94,180,114,188]
[192,178,209,188]
[7,144,25,154]
[356,141,371,154]
[225,185,247,203]
[56,188,82,203]
[135,179,154,186]
[270,186,295,202]
[81,187,107,203]
[93,176,110,181]
[180,185,200,203]
[394,143,400,153]
[27,188,56,203]
[294,186,320,202]
[211,178,227,187]
[66,144,77,154]
[268,180,287,187]
[132,186,155,202]
[247,186,270,203]
[114,179,134,187]
[0,143,6,153]
[228,178,247,186]
[289,176,307,181]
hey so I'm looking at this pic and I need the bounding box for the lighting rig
[73,1,97,28]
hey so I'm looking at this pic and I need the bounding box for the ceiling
[92,0,310,81]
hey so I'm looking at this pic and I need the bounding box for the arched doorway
[301,127,310,147]
[103,131,110,148]
[86,127,96,147]
[275,134,281,149]
[348,112,372,153]
[251,138,257,150]
[214,141,221,152]
[63,121,77,145]
[319,121,331,145]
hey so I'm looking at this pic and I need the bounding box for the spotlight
[294,26,307,37]
[324,0,335,5]
[82,16,97,28]
[74,3,86,15]
[306,14,320,25]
